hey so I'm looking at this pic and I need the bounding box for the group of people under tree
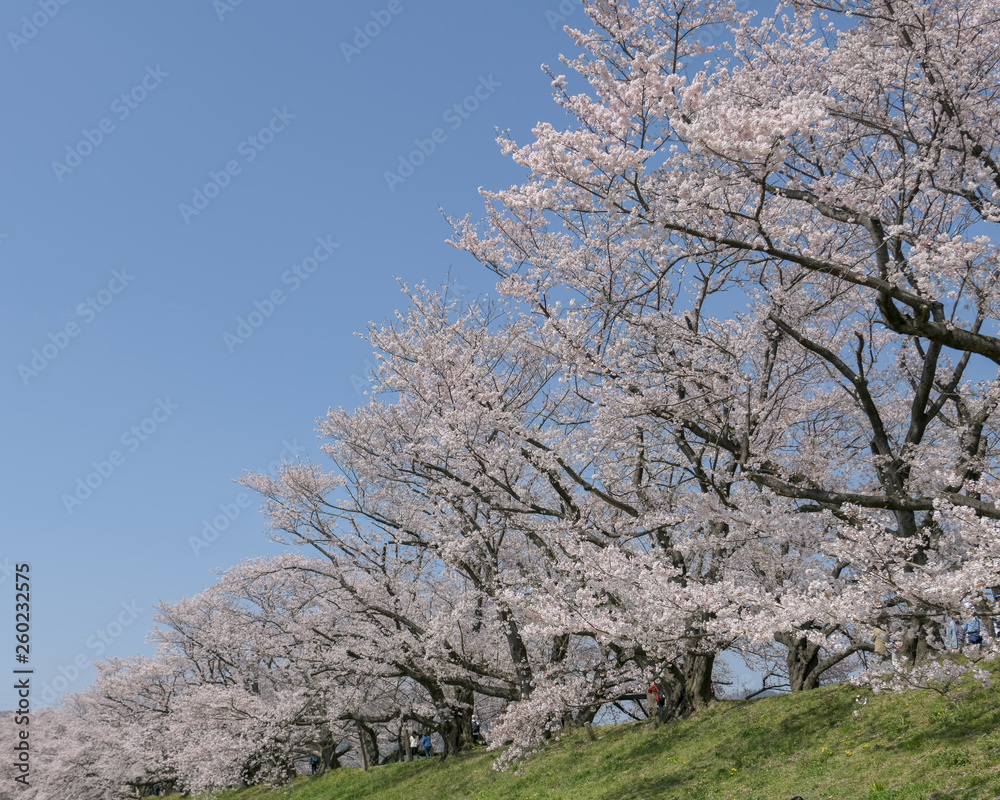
[407,732,432,760]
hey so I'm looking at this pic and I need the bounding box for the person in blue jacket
[422,732,432,758]
[965,614,983,645]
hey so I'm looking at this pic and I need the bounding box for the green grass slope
[174,678,1000,800]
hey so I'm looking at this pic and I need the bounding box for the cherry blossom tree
[448,0,1000,692]
[246,284,757,765]
[0,703,125,800]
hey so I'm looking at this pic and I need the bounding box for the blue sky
[0,0,608,710]
[1,0,783,710]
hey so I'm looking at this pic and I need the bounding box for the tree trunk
[453,686,476,752]
[355,721,379,771]
[317,727,339,774]
[574,701,601,727]
[657,667,685,721]
[498,603,534,700]
[654,649,715,722]
[683,649,715,711]
[900,616,934,667]
[357,721,370,772]
[398,725,410,763]
[775,633,822,692]
[440,718,458,758]
[402,726,412,762]
[328,741,350,771]
[978,595,996,638]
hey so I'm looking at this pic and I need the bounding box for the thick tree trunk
[655,649,716,722]
[453,686,476,752]
[775,633,823,692]
[900,616,935,667]
[316,727,339,774]
[683,650,715,712]
[574,702,601,727]
[440,717,459,758]
[328,740,351,771]
[424,686,476,759]
[657,667,685,721]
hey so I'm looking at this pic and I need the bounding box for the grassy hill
[170,676,1000,800]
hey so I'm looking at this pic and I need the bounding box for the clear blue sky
[0,0,601,711]
[0,0,768,710]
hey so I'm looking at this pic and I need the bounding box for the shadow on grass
[607,771,701,800]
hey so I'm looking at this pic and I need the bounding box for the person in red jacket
[646,683,663,718]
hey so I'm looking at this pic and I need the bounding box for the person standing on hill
[947,615,966,651]
[422,732,432,758]
[873,627,888,660]
[646,683,664,720]
[965,614,983,646]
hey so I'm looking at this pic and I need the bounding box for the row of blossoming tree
[11,0,1000,795]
